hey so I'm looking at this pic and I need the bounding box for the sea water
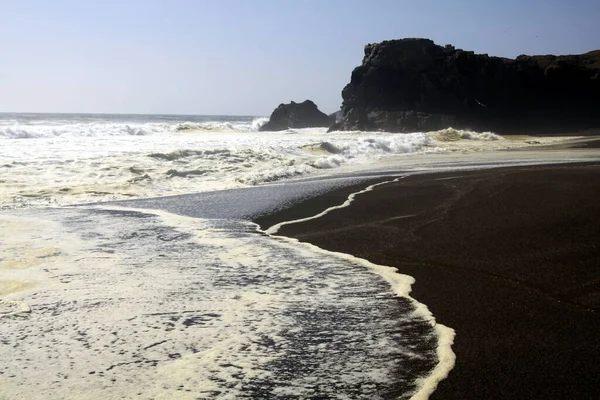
[0,113,588,398]
[0,112,548,209]
[0,205,458,399]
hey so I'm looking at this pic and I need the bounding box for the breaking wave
[0,117,270,139]
[308,133,433,169]
[429,127,503,142]
[4,112,542,208]
[1,123,169,139]
[0,128,509,208]
[174,117,269,133]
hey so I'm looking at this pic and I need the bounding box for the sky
[0,0,598,116]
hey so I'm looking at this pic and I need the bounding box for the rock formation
[260,100,331,131]
[330,38,600,134]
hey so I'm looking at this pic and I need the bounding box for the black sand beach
[256,162,600,399]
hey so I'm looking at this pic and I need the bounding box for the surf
[0,204,451,399]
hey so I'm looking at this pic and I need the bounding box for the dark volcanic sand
[255,163,600,400]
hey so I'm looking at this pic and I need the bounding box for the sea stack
[330,38,600,134]
[260,100,331,131]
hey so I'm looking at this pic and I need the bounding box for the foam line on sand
[265,177,405,235]
[258,177,456,400]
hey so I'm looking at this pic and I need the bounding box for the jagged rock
[260,100,330,131]
[330,38,600,134]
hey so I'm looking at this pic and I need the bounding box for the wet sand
[255,162,600,399]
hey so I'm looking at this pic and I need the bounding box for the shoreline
[3,138,600,397]
[254,162,600,399]
[254,214,456,400]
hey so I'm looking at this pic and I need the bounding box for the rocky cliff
[260,100,330,131]
[330,38,600,134]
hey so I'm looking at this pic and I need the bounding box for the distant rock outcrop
[330,38,600,134]
[260,100,330,131]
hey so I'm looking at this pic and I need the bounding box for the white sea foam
[0,206,446,399]
[0,114,586,209]
[309,133,434,169]
[0,298,31,318]
[0,129,428,208]
[429,127,503,142]
[1,115,597,398]
[0,122,166,138]
[260,178,455,398]
[0,116,270,139]
[175,117,269,133]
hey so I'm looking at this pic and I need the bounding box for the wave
[148,149,207,160]
[310,132,433,169]
[173,117,269,133]
[251,117,270,131]
[238,163,316,185]
[429,127,503,141]
[0,123,169,139]
[0,117,270,139]
[0,124,520,208]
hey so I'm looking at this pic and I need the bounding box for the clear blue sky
[1,0,598,115]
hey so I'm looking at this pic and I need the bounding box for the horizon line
[0,111,267,118]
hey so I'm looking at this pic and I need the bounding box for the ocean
[0,112,519,209]
[0,113,590,399]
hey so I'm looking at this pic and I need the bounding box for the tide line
[265,176,404,235]
[258,175,456,400]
